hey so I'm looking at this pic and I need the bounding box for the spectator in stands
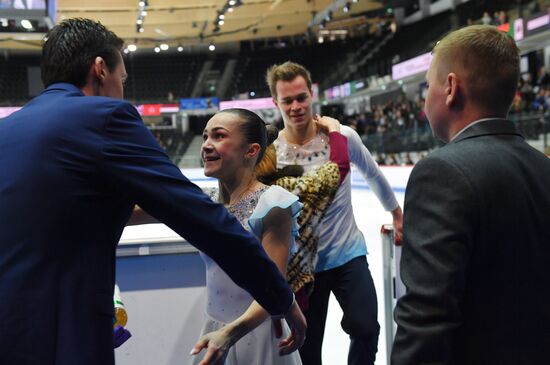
[266,61,403,365]
[492,11,502,25]
[511,87,524,113]
[0,18,305,365]
[392,25,550,364]
[481,12,492,25]
[533,88,549,111]
[537,66,550,89]
[403,153,414,165]
[520,74,535,108]
[498,10,508,25]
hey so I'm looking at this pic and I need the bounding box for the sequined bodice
[226,186,269,230]
[201,184,298,324]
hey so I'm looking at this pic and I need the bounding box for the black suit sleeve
[391,156,479,364]
[98,102,293,316]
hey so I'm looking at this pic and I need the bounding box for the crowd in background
[338,94,434,165]
[513,66,550,113]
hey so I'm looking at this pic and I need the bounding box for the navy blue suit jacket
[0,83,293,365]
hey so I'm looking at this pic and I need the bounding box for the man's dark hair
[41,18,124,88]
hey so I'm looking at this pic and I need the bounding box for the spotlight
[228,0,236,5]
[154,46,160,53]
[127,44,137,52]
[177,45,183,52]
[208,43,216,51]
[218,20,225,26]
[227,7,234,12]
[219,14,225,20]
[160,43,169,51]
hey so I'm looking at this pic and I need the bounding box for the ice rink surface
[321,166,409,365]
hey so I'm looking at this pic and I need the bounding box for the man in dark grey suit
[391,25,550,364]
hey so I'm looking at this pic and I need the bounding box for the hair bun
[265,124,279,146]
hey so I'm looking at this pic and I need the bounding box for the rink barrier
[381,224,405,361]
[116,240,195,257]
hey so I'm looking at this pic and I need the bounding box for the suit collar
[41,82,84,96]
[451,118,523,144]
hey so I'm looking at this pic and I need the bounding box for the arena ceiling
[1,0,383,51]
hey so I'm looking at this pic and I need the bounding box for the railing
[509,112,549,151]
[362,113,549,156]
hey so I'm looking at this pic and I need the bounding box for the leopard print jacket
[275,161,340,292]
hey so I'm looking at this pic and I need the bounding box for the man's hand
[279,299,307,355]
[313,114,341,133]
[189,329,234,365]
[391,206,403,244]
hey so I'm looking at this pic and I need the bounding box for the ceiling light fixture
[135,0,148,33]
[343,2,350,13]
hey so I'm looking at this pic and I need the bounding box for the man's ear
[446,73,459,107]
[92,56,107,83]
[272,97,278,108]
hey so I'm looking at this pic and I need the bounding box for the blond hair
[266,61,313,99]
[432,25,519,114]
[254,144,277,179]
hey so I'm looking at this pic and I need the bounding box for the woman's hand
[189,327,236,365]
[313,114,341,134]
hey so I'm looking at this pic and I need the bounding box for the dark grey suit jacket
[392,119,550,364]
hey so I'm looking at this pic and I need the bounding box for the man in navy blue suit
[0,18,305,365]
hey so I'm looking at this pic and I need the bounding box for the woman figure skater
[191,110,349,365]
[190,108,303,365]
